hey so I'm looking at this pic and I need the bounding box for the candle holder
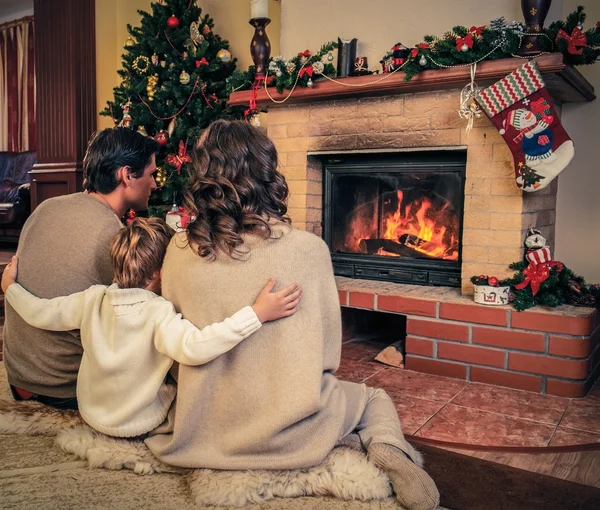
[250,17,271,80]
[519,0,552,55]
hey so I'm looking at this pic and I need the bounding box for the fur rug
[0,399,392,507]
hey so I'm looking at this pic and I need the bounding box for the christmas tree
[100,0,244,217]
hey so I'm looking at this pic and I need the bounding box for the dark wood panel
[32,0,95,210]
[30,170,83,212]
[33,0,96,163]
[228,54,595,108]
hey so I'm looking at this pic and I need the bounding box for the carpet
[0,398,393,508]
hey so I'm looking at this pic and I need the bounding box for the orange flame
[346,190,459,260]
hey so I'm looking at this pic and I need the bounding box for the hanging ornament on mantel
[458,64,482,135]
[419,55,427,66]
[168,117,177,136]
[167,15,180,29]
[248,111,261,128]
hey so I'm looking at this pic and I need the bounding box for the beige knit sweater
[3,193,123,398]
[146,225,349,469]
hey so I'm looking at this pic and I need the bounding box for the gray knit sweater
[3,193,123,398]
[146,225,349,469]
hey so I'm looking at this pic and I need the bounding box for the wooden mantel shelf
[228,53,595,108]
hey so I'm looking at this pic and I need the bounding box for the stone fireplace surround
[228,55,598,397]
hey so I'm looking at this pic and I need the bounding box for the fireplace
[322,151,466,287]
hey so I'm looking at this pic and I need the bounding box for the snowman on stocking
[477,60,574,192]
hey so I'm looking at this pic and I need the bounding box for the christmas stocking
[476,60,574,192]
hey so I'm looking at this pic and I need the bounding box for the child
[1,217,302,438]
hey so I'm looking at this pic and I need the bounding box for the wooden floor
[441,446,600,489]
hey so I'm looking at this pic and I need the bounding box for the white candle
[250,0,269,19]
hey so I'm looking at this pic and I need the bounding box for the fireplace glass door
[323,151,466,287]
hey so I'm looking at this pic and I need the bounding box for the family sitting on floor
[1,121,440,510]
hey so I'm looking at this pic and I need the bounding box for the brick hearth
[338,277,599,398]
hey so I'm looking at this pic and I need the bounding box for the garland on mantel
[228,6,599,96]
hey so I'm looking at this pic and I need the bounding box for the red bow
[456,33,474,51]
[411,48,418,58]
[299,65,314,78]
[165,140,191,174]
[556,27,588,55]
[196,58,209,68]
[469,25,485,37]
[514,261,564,296]
[298,49,311,58]
[418,42,430,49]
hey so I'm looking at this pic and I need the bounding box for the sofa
[0,150,36,243]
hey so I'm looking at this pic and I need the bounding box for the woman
[145,120,439,510]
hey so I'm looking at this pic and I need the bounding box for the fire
[346,190,459,260]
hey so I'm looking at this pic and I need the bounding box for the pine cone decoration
[566,280,599,307]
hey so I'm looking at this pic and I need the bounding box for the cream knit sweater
[5,283,261,437]
[146,225,350,469]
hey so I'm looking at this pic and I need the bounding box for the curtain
[0,16,36,152]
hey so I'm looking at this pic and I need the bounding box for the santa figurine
[500,104,557,168]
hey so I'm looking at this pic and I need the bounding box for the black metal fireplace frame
[322,151,467,287]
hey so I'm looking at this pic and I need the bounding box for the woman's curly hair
[183,119,290,260]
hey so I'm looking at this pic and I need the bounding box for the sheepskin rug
[0,399,392,507]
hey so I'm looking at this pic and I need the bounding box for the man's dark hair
[83,127,159,194]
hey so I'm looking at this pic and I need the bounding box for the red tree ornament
[165,140,191,174]
[488,276,499,287]
[155,130,168,146]
[167,15,180,29]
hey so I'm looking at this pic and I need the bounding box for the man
[3,127,159,409]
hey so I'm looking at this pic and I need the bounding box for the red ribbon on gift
[469,25,485,37]
[529,98,553,124]
[165,140,191,175]
[299,65,314,78]
[514,261,564,296]
[556,27,588,55]
[456,33,474,51]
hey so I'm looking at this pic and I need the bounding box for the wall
[281,0,521,69]
[95,0,281,129]
[556,0,600,282]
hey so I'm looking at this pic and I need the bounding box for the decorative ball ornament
[146,74,159,101]
[249,112,261,128]
[306,78,314,88]
[179,70,191,85]
[167,15,180,29]
[124,36,135,48]
[216,49,232,63]
[275,70,282,77]
[419,55,427,66]
[327,51,334,62]
[461,43,469,52]
[155,130,168,146]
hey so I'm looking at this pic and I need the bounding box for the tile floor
[339,340,600,448]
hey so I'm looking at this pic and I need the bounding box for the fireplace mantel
[228,54,595,108]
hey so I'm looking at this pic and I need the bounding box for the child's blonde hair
[110,217,175,289]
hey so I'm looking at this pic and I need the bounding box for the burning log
[358,238,438,259]
[398,233,427,248]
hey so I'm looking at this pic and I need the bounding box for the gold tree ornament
[179,71,191,85]
[168,117,177,136]
[133,55,151,73]
[124,36,135,48]
[146,74,159,101]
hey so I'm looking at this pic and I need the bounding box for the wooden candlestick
[520,0,552,55]
[250,17,271,80]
